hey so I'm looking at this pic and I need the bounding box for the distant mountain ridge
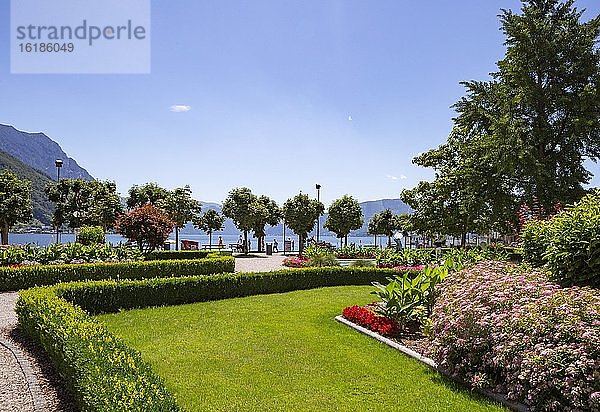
[0,124,93,181]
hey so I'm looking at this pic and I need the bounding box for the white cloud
[169,105,191,113]
[386,174,407,181]
[348,115,353,121]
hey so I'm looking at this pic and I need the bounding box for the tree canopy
[126,183,169,209]
[193,209,225,247]
[158,186,202,250]
[282,193,324,254]
[222,187,257,253]
[324,195,363,246]
[115,204,174,254]
[0,170,32,244]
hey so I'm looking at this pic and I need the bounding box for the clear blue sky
[1,0,599,205]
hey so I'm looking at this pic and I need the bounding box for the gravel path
[0,292,75,412]
[234,253,286,273]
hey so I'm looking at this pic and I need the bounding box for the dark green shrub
[349,259,375,267]
[521,219,550,266]
[145,250,211,260]
[16,288,180,411]
[544,192,600,286]
[0,257,235,292]
[306,253,339,267]
[77,226,105,245]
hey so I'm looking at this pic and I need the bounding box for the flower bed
[342,305,399,336]
[283,256,308,268]
[429,261,600,411]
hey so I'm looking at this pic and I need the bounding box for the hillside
[0,150,55,225]
[0,124,93,180]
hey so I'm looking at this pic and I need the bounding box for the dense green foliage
[0,150,55,225]
[193,209,225,247]
[0,256,234,292]
[522,191,600,286]
[282,193,324,254]
[249,195,281,252]
[76,225,105,245]
[368,209,398,247]
[324,195,363,246]
[158,186,202,251]
[403,0,600,238]
[222,187,257,254]
[16,288,180,411]
[99,287,504,412]
[145,250,211,260]
[0,170,32,244]
[46,179,123,230]
[126,182,169,209]
[115,204,175,253]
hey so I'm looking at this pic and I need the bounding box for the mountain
[0,150,55,225]
[0,124,93,180]
[181,198,412,237]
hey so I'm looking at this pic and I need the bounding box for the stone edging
[335,315,529,412]
[0,337,47,412]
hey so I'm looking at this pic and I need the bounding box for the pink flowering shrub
[282,256,308,268]
[429,261,600,411]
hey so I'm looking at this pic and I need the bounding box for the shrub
[115,204,175,253]
[0,256,235,292]
[77,226,106,245]
[16,288,180,411]
[429,261,600,411]
[342,305,399,336]
[283,256,308,268]
[306,253,339,267]
[335,245,377,259]
[145,250,211,260]
[349,259,374,268]
[521,218,550,266]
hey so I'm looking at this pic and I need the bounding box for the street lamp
[55,159,63,243]
[315,183,321,243]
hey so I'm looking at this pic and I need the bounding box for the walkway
[234,253,286,273]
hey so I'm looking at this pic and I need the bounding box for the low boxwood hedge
[1,256,235,292]
[145,250,211,260]
[17,266,403,410]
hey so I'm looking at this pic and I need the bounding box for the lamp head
[55,159,63,168]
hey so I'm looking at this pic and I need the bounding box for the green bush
[544,192,600,286]
[0,257,235,292]
[521,219,550,266]
[145,250,211,260]
[349,259,375,268]
[77,226,106,245]
[16,288,180,412]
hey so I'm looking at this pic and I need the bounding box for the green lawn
[98,286,506,411]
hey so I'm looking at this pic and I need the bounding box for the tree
[115,204,174,253]
[368,209,396,247]
[126,183,169,209]
[46,179,123,232]
[282,193,324,255]
[324,195,363,247]
[250,195,281,252]
[222,187,257,254]
[0,170,32,244]
[193,209,224,248]
[158,186,202,250]
[403,0,600,235]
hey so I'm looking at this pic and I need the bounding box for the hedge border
[0,256,235,292]
[17,266,411,411]
[145,250,211,260]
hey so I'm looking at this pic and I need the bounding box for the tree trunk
[1,224,8,245]
[461,232,466,247]
[374,234,376,247]
[209,231,212,248]
[387,235,392,248]
[299,234,304,256]
[175,228,179,251]
[244,231,248,254]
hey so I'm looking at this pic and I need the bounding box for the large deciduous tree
[0,170,32,245]
[250,195,281,252]
[324,195,363,247]
[222,187,257,254]
[126,183,169,209]
[193,209,225,248]
[158,186,202,250]
[403,0,600,236]
[115,204,174,253]
[282,193,324,255]
[368,209,396,248]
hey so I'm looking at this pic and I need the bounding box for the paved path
[0,293,74,412]
[234,253,286,273]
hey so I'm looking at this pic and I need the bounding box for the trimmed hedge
[17,266,402,410]
[16,288,180,411]
[145,250,211,260]
[0,257,235,292]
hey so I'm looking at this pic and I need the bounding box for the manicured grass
[98,286,506,411]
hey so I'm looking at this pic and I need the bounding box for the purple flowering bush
[429,261,600,411]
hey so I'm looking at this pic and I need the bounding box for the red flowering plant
[282,256,308,268]
[342,305,399,337]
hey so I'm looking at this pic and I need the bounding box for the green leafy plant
[77,226,106,245]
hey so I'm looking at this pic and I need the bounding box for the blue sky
[1,0,599,205]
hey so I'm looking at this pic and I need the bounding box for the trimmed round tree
[222,187,257,254]
[115,204,175,254]
[324,195,363,247]
[193,209,225,248]
[0,170,32,245]
[282,193,324,255]
[158,186,202,251]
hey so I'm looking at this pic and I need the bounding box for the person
[291,239,295,251]
[273,238,279,253]
[218,236,223,249]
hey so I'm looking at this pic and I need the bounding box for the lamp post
[315,183,321,243]
[55,159,63,244]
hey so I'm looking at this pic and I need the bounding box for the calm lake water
[8,233,384,250]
